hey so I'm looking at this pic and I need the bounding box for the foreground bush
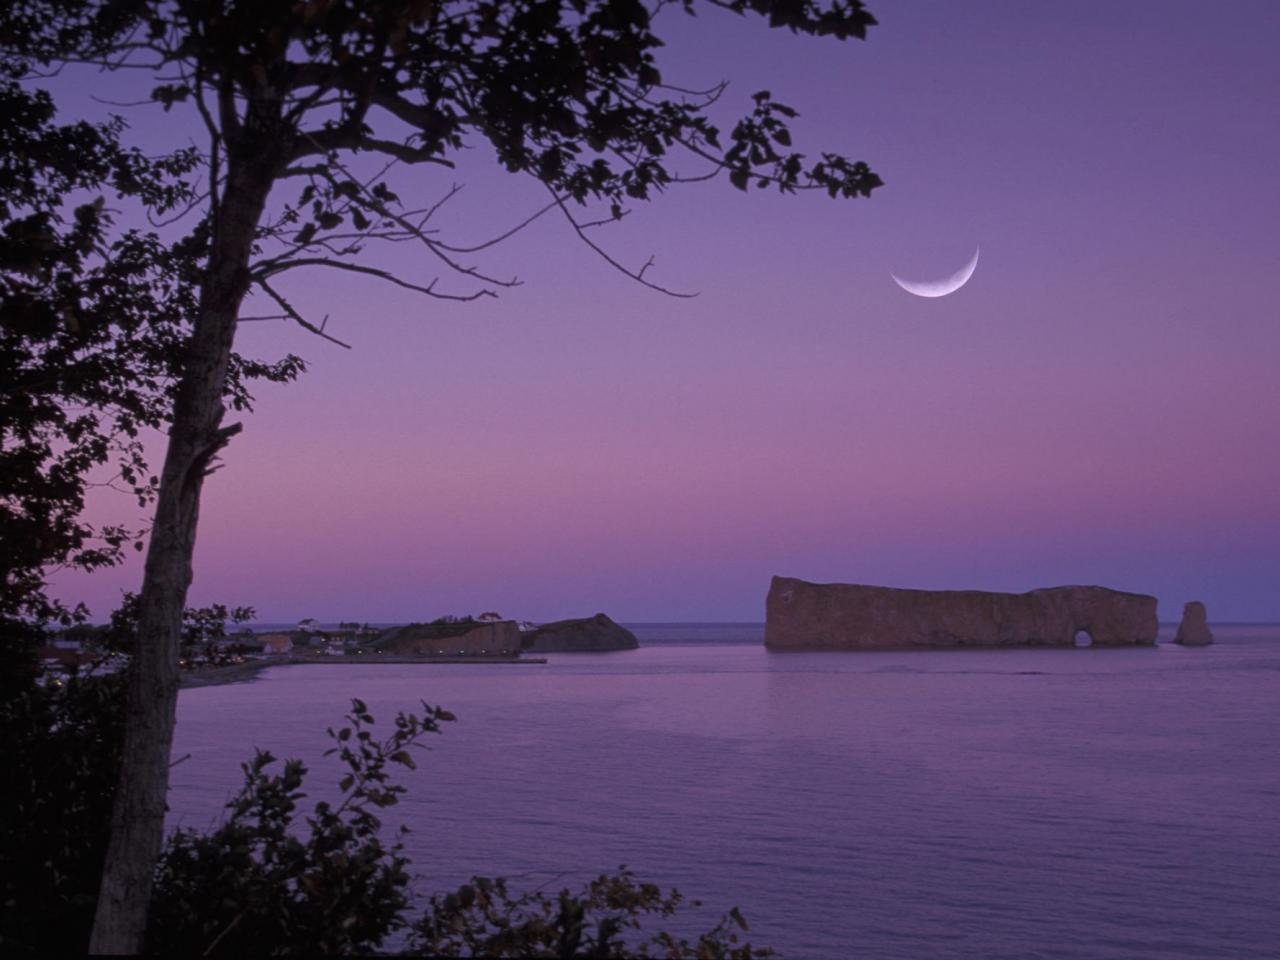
[148,699,429,955]
[0,667,126,955]
[414,870,768,958]
[147,699,771,958]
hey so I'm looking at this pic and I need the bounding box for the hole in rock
[1073,630,1093,648]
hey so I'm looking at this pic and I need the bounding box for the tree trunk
[88,160,277,954]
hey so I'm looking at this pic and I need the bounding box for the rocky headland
[373,620,524,657]
[765,577,1159,650]
[521,613,639,652]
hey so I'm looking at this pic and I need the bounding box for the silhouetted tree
[0,75,300,665]
[0,1,883,950]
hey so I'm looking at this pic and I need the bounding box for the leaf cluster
[147,698,454,955]
[413,868,772,958]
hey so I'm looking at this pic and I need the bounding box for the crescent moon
[891,247,980,298]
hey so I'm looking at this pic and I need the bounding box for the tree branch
[545,187,695,298]
[253,279,353,349]
[299,147,520,289]
[291,130,454,167]
[255,257,497,303]
[431,195,559,254]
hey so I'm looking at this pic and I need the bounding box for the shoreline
[179,654,547,689]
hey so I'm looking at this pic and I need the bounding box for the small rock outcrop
[374,620,522,657]
[521,613,639,652]
[765,577,1159,650]
[1173,601,1214,646]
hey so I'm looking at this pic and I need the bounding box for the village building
[257,633,293,655]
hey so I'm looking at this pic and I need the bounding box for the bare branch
[146,185,213,229]
[577,208,633,229]
[545,187,695,298]
[431,196,561,254]
[255,257,498,302]
[302,145,520,289]
[651,79,730,103]
[420,183,465,226]
[89,94,157,108]
[254,279,353,349]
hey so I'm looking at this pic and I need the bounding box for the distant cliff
[521,614,639,652]
[765,577,1158,650]
[374,620,523,656]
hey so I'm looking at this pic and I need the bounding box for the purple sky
[55,1,1280,622]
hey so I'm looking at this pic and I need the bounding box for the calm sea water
[169,624,1280,959]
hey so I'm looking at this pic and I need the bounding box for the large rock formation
[374,620,523,657]
[765,577,1158,650]
[521,613,639,652]
[1173,601,1214,646]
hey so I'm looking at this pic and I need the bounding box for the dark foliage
[148,698,448,955]
[0,75,303,641]
[0,77,194,628]
[413,869,772,958]
[0,0,881,312]
[0,599,262,954]
[0,669,127,955]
